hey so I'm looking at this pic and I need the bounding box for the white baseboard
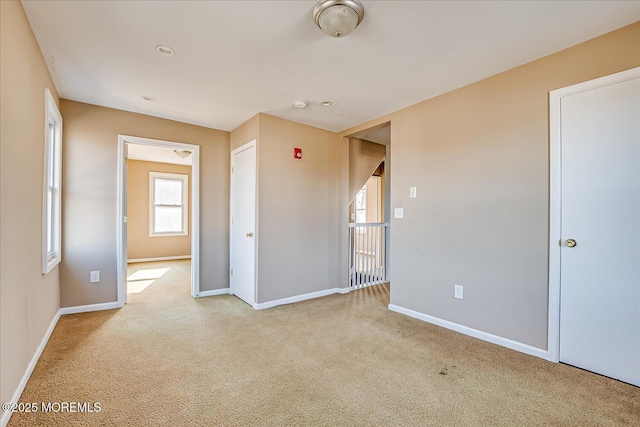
[337,287,351,294]
[1,309,61,427]
[127,255,191,263]
[197,288,230,298]
[255,287,346,310]
[388,304,550,361]
[59,301,121,315]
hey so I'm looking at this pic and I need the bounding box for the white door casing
[117,135,201,304]
[230,140,257,307]
[548,67,640,386]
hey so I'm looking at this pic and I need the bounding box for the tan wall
[60,100,230,307]
[349,138,386,203]
[0,0,61,409]
[230,114,259,152]
[238,114,348,303]
[342,22,640,350]
[127,160,192,260]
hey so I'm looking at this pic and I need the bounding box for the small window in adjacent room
[149,172,188,236]
[355,185,367,232]
[42,88,62,274]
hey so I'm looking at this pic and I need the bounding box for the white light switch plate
[410,187,417,198]
[394,208,404,219]
[90,271,100,283]
[454,284,463,300]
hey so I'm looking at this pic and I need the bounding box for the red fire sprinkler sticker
[294,148,302,159]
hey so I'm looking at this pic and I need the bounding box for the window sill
[149,232,189,238]
[43,255,61,275]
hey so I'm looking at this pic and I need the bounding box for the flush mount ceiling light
[313,0,365,38]
[156,45,175,56]
[294,100,308,109]
[142,96,155,102]
[174,150,191,159]
[320,101,334,106]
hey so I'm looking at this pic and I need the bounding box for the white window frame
[149,172,189,237]
[42,88,62,274]
[355,185,367,233]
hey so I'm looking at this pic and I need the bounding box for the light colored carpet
[9,260,640,426]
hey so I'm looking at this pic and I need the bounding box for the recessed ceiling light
[142,96,155,102]
[156,45,175,56]
[294,100,308,109]
[320,101,334,107]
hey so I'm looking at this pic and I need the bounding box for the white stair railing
[348,223,388,289]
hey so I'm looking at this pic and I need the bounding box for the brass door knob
[246,232,254,238]
[565,239,577,248]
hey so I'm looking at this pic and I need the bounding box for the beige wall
[60,100,230,307]
[127,160,192,260]
[349,138,386,203]
[231,114,349,303]
[230,114,259,152]
[258,114,347,302]
[342,22,640,350]
[0,0,61,409]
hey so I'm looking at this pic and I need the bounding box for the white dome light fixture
[313,0,365,38]
[174,150,192,159]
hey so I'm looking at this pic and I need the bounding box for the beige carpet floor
[9,260,640,426]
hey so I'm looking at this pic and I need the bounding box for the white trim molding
[388,304,550,361]
[1,310,61,427]
[254,288,344,310]
[547,66,640,363]
[197,288,231,298]
[117,135,201,305]
[127,255,191,263]
[42,88,63,275]
[59,302,121,315]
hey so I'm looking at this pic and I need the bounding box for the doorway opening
[116,135,201,307]
[346,122,391,289]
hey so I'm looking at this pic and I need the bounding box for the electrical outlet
[394,208,404,219]
[454,284,463,300]
[90,271,100,283]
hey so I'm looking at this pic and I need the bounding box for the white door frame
[116,134,201,307]
[229,139,258,305]
[547,66,640,362]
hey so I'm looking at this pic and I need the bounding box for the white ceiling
[22,1,640,133]
[127,144,192,166]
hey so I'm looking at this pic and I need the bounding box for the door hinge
[232,166,234,174]
[230,268,233,276]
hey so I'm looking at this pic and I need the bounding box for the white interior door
[230,142,257,306]
[559,73,640,386]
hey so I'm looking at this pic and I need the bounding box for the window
[42,89,62,274]
[355,185,367,223]
[149,172,188,236]
[355,185,366,233]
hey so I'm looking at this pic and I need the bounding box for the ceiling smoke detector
[313,0,365,38]
[294,100,308,109]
